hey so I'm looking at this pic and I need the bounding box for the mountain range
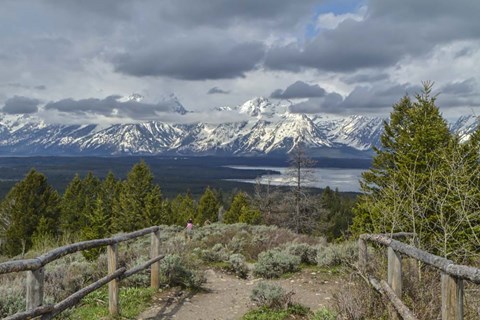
[0,96,477,157]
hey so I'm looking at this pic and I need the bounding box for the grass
[242,305,337,320]
[242,304,310,320]
[62,287,156,319]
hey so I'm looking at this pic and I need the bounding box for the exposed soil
[137,267,343,320]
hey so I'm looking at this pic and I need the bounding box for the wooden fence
[0,226,164,320]
[358,233,480,320]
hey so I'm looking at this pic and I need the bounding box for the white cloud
[316,6,367,30]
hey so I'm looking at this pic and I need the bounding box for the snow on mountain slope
[74,121,183,155]
[450,115,478,143]
[0,96,478,156]
[327,115,384,150]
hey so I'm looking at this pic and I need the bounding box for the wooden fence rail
[0,226,164,320]
[359,233,480,320]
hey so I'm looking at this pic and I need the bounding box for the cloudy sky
[1,0,479,124]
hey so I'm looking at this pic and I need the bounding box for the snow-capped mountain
[450,115,479,143]
[0,97,477,157]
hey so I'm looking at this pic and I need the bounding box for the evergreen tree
[97,171,120,233]
[0,169,60,256]
[170,193,196,225]
[238,206,262,225]
[60,172,100,235]
[223,192,249,224]
[197,187,220,224]
[353,83,451,236]
[81,196,110,261]
[116,161,163,231]
[352,83,480,259]
[60,174,85,234]
[318,187,354,241]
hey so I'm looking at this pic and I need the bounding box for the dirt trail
[137,268,341,320]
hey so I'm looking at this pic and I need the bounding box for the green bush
[284,242,318,265]
[311,307,337,320]
[227,253,249,279]
[253,249,301,279]
[316,241,357,267]
[0,287,25,318]
[159,254,205,289]
[250,282,293,310]
[242,304,310,320]
[200,243,229,262]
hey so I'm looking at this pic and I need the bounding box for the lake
[225,166,365,192]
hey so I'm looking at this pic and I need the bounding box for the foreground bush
[284,242,318,265]
[250,282,294,310]
[227,253,249,279]
[159,254,206,289]
[316,241,357,267]
[253,249,301,279]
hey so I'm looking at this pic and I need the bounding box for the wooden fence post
[441,273,463,320]
[108,244,119,316]
[26,267,44,310]
[358,238,367,273]
[387,247,402,320]
[151,229,161,290]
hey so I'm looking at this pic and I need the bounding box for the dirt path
[137,268,342,320]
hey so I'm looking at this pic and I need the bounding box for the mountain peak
[160,93,189,115]
[237,97,277,117]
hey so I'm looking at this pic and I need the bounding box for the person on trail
[185,218,193,240]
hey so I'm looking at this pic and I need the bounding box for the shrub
[284,242,318,265]
[0,287,25,318]
[312,307,337,320]
[253,249,301,278]
[159,254,205,289]
[242,304,310,320]
[316,242,357,267]
[200,243,229,262]
[227,253,249,279]
[250,282,294,310]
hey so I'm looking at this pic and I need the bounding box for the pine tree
[0,169,60,256]
[170,193,196,226]
[60,172,100,235]
[352,83,480,260]
[115,161,163,231]
[238,206,262,225]
[353,83,451,235]
[197,187,220,224]
[223,192,249,224]
[98,171,120,234]
[60,174,85,234]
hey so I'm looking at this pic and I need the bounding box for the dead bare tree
[286,143,317,233]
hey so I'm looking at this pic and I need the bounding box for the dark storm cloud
[289,83,423,114]
[157,0,318,28]
[1,96,40,114]
[3,83,47,90]
[208,87,230,95]
[342,73,389,84]
[270,81,326,99]
[289,93,343,113]
[113,41,265,80]
[440,78,476,95]
[45,96,184,119]
[265,0,480,73]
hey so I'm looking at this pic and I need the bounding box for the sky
[1,0,479,125]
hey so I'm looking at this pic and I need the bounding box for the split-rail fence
[0,226,163,320]
[359,232,480,320]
